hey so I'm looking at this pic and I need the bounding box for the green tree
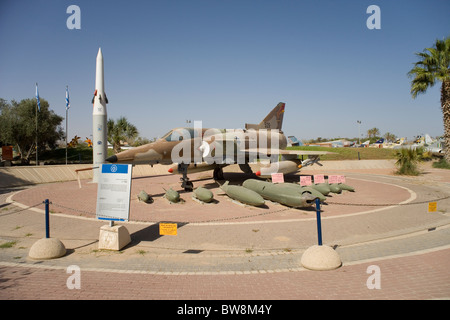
[107,116,138,153]
[0,98,64,163]
[367,128,380,143]
[132,136,152,147]
[408,36,450,162]
[384,132,397,143]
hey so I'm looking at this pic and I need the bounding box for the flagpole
[65,106,68,165]
[36,98,38,166]
[35,83,38,166]
[65,86,70,165]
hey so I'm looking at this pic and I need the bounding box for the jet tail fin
[245,102,285,130]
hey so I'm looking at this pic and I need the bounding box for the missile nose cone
[255,171,261,176]
[105,155,118,163]
[168,168,173,173]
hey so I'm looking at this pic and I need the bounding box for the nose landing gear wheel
[178,163,194,192]
[213,167,224,181]
[182,180,193,192]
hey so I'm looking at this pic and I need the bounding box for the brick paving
[1,248,449,300]
[0,162,449,302]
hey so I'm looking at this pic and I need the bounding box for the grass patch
[0,241,17,248]
[288,146,397,161]
[433,158,450,169]
[136,249,147,256]
[39,145,95,164]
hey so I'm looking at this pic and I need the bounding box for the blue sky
[1,0,449,143]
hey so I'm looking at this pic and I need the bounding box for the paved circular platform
[1,162,449,300]
[9,171,415,224]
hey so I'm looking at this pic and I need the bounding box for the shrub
[433,158,450,169]
[395,147,423,175]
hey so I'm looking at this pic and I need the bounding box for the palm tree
[367,127,380,139]
[395,147,424,176]
[408,36,450,162]
[107,116,138,153]
[384,132,397,143]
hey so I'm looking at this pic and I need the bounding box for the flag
[35,83,41,112]
[65,86,70,110]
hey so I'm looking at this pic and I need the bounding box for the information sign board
[313,174,325,184]
[96,164,132,221]
[300,176,312,186]
[428,202,437,213]
[328,175,339,184]
[160,223,178,236]
[1,146,13,161]
[271,173,284,183]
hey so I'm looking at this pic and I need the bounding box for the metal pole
[36,96,38,166]
[65,85,69,165]
[44,199,50,238]
[66,107,68,165]
[357,120,361,145]
[315,198,323,246]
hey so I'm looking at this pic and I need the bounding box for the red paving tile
[1,249,449,300]
[1,161,450,301]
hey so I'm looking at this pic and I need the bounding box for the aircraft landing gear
[213,167,224,181]
[178,163,193,191]
[183,181,193,191]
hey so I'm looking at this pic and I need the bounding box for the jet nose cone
[105,155,118,163]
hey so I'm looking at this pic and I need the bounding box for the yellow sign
[428,202,437,213]
[159,223,177,236]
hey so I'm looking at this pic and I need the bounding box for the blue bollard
[315,198,323,246]
[44,199,50,238]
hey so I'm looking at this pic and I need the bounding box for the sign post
[96,164,132,250]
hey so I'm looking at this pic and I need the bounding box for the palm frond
[408,36,450,98]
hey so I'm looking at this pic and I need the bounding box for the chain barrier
[0,202,43,217]
[326,194,450,207]
[51,202,97,217]
[51,192,450,224]
[52,201,294,224]
[3,193,449,224]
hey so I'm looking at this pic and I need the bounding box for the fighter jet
[106,103,331,191]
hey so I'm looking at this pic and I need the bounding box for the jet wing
[244,148,333,156]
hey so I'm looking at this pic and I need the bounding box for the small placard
[160,223,178,236]
[428,202,437,213]
[328,175,339,184]
[1,146,13,161]
[271,173,284,183]
[314,174,325,184]
[338,175,346,183]
[300,176,312,186]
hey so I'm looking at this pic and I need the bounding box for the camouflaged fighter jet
[106,103,331,191]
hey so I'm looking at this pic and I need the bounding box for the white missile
[92,48,108,182]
